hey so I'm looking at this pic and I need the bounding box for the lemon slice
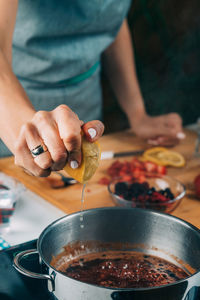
[143,147,169,166]
[143,147,185,167]
[157,151,185,167]
[63,136,101,183]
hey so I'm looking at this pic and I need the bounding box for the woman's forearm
[0,48,35,153]
[102,19,184,146]
[102,19,146,125]
[0,1,35,154]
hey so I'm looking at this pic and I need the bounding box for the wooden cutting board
[0,129,200,228]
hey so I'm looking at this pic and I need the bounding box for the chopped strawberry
[120,175,133,183]
[107,161,123,177]
[131,158,145,170]
[98,177,110,185]
[99,158,168,186]
[132,167,142,179]
[151,191,168,202]
[143,161,157,173]
[156,165,167,175]
[137,175,146,183]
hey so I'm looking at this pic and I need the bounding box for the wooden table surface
[0,129,200,228]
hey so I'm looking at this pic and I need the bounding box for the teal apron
[0,0,131,157]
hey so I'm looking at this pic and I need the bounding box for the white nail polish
[70,160,78,169]
[176,132,186,139]
[88,128,96,139]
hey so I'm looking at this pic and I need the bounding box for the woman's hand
[14,105,104,177]
[130,112,185,146]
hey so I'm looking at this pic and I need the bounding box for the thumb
[82,120,104,142]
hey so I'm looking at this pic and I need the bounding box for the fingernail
[70,160,78,169]
[176,132,186,139]
[88,128,97,139]
[147,139,159,145]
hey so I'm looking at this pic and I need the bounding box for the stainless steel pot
[13,207,200,300]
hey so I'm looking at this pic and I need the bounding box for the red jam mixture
[53,251,188,288]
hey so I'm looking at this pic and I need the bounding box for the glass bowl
[0,172,25,233]
[108,173,186,213]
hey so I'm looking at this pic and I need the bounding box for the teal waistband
[17,61,100,88]
[57,61,100,86]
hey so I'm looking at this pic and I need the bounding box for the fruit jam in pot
[52,250,189,289]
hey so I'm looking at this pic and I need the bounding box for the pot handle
[13,249,55,292]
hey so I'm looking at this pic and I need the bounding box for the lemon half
[63,136,101,183]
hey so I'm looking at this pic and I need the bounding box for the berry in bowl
[108,174,186,213]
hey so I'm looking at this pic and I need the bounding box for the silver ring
[31,144,47,157]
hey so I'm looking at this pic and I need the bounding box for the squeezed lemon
[63,136,101,183]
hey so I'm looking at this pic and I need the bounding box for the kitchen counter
[1,188,65,246]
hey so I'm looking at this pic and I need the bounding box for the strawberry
[194,174,200,198]
[99,158,168,186]
[151,191,168,202]
[131,158,145,170]
[156,165,167,175]
[107,161,123,177]
[132,167,142,179]
[98,177,110,185]
[137,175,146,183]
[143,161,157,173]
[120,175,133,183]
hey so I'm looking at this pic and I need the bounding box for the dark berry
[114,180,174,212]
[129,182,147,197]
[147,189,153,195]
[115,182,128,195]
[142,182,149,190]
[158,190,165,195]
[164,188,174,199]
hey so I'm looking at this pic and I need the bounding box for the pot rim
[37,207,200,291]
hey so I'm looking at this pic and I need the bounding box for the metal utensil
[55,172,77,185]
[101,149,144,160]
[46,172,77,189]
